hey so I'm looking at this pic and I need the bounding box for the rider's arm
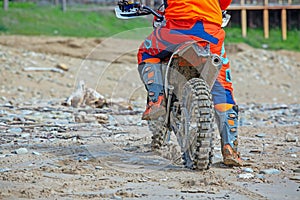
[219,0,232,10]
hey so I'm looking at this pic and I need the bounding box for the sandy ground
[0,35,299,200]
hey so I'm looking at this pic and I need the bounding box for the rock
[285,133,298,142]
[256,174,265,179]
[238,173,254,179]
[23,67,64,74]
[74,112,98,123]
[25,115,43,123]
[56,63,69,71]
[293,168,300,173]
[0,109,7,116]
[14,148,28,155]
[0,168,11,173]
[108,115,118,125]
[17,86,25,92]
[95,166,102,170]
[8,127,23,133]
[95,114,109,124]
[243,168,254,173]
[137,120,148,126]
[112,195,122,200]
[21,133,30,138]
[289,176,300,182]
[249,149,261,154]
[291,154,297,158]
[32,151,41,156]
[0,154,14,158]
[259,168,281,175]
[255,133,266,138]
[84,87,106,108]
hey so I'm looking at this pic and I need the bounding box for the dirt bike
[115,1,230,170]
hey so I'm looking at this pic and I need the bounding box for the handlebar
[116,1,230,27]
[141,5,164,21]
[116,0,164,21]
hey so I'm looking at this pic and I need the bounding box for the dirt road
[0,36,299,199]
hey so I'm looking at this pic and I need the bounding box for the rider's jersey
[164,0,232,26]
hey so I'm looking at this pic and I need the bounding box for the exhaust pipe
[211,54,222,69]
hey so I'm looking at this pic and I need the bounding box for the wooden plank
[240,0,246,38]
[228,5,300,10]
[241,9,247,38]
[3,0,8,10]
[62,0,67,12]
[263,0,269,39]
[263,9,269,39]
[281,8,287,40]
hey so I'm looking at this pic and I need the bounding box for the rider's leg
[214,103,242,166]
[211,42,243,167]
[138,58,166,120]
[136,26,180,121]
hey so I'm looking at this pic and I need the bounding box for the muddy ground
[0,35,299,200]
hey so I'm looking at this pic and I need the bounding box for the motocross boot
[138,61,166,120]
[215,104,243,166]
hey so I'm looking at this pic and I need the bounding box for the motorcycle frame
[162,41,222,131]
[163,41,222,100]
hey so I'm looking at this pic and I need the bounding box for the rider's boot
[215,104,243,166]
[138,61,166,120]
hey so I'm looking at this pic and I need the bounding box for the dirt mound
[0,35,102,58]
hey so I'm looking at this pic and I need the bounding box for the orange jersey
[165,0,232,26]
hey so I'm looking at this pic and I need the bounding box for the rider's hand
[118,1,140,12]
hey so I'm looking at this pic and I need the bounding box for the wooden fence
[228,0,300,40]
[3,0,300,40]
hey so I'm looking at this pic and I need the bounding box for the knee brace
[138,62,164,102]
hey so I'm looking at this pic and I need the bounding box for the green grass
[225,26,300,51]
[0,2,299,51]
[0,2,151,38]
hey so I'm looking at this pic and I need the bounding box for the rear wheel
[178,78,214,170]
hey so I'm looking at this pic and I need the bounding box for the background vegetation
[1,2,299,51]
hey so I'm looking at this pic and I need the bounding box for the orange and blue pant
[137,20,236,107]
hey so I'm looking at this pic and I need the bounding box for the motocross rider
[137,0,243,166]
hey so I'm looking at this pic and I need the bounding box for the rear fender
[164,41,222,96]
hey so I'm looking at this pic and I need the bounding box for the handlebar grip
[142,5,164,21]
